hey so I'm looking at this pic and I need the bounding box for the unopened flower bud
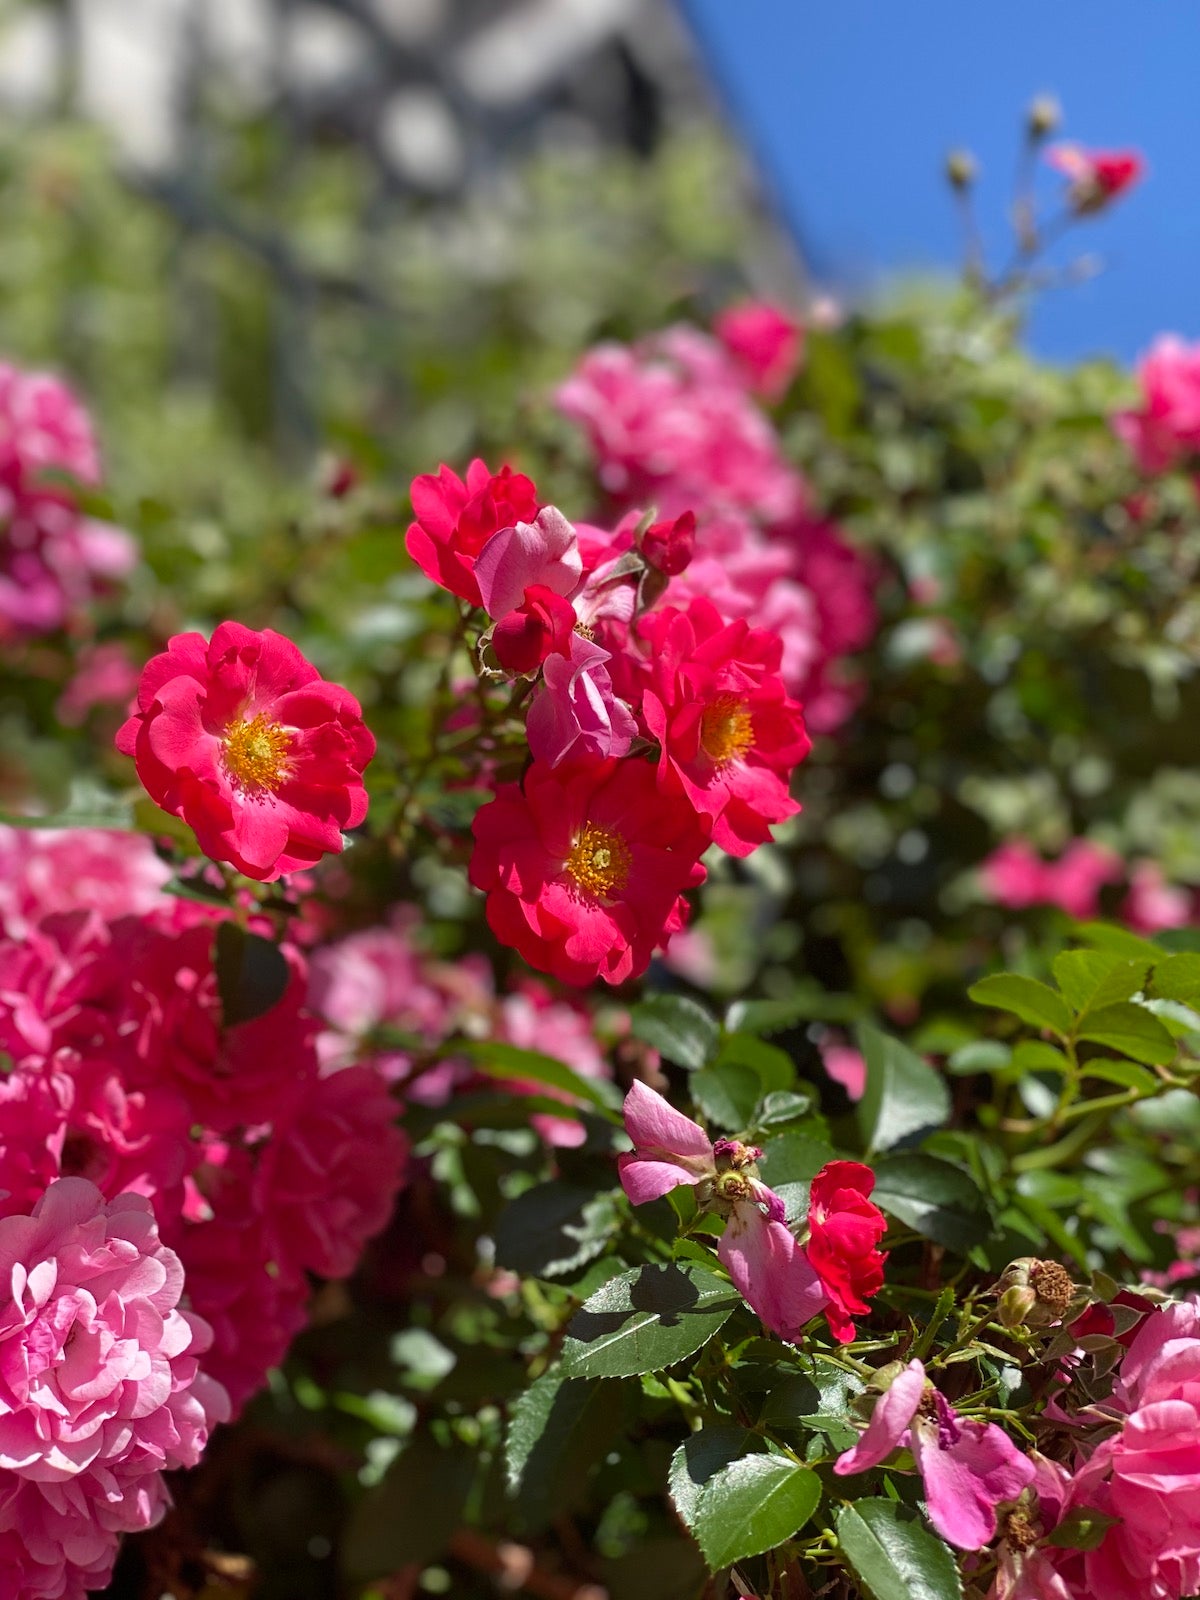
[1027,95,1062,140]
[998,1284,1038,1329]
[640,510,696,577]
[945,149,978,191]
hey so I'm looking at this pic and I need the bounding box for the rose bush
[4,84,1200,1600]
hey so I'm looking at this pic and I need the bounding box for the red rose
[116,623,374,882]
[806,1160,888,1344]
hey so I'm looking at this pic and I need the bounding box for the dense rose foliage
[116,623,375,881]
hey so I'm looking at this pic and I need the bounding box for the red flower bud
[491,584,577,675]
[640,510,696,577]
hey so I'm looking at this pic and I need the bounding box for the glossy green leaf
[856,1023,951,1155]
[667,1425,757,1527]
[492,1183,619,1278]
[629,994,719,1070]
[872,1154,991,1253]
[559,1263,739,1379]
[456,1039,622,1115]
[968,974,1072,1036]
[836,1498,963,1600]
[1077,1003,1177,1066]
[689,1062,761,1130]
[689,1454,820,1572]
[1052,951,1147,1015]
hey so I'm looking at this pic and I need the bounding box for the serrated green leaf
[1151,952,1200,1005]
[836,1498,963,1600]
[667,1426,757,1528]
[968,974,1072,1036]
[504,1373,626,1523]
[629,994,719,1070]
[1011,1039,1071,1075]
[559,1263,739,1379]
[757,1090,816,1128]
[872,1154,991,1253]
[1077,1003,1177,1066]
[492,1183,619,1278]
[1078,1059,1159,1095]
[690,1455,820,1571]
[856,1023,951,1155]
[1052,951,1147,1015]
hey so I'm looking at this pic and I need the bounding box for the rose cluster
[986,1299,1200,1598]
[0,363,136,638]
[0,824,408,1597]
[980,837,1197,934]
[405,307,875,987]
[617,1081,888,1347]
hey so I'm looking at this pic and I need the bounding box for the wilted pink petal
[474,506,583,620]
[834,1359,926,1475]
[916,1394,1035,1550]
[525,633,637,766]
[717,1206,827,1344]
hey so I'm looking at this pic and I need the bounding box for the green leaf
[856,1023,951,1155]
[757,1090,817,1129]
[1046,1507,1121,1551]
[690,1063,761,1130]
[629,994,719,1070]
[455,1039,621,1116]
[1150,953,1200,1005]
[1078,1059,1159,1095]
[836,1498,963,1600]
[757,1131,837,1188]
[492,1184,619,1278]
[689,1455,821,1572]
[1052,952,1147,1015]
[1077,1003,1177,1066]
[968,975,1072,1036]
[342,1434,475,1577]
[505,1374,627,1523]
[872,1155,991,1253]
[1011,1040,1071,1075]
[726,989,862,1034]
[756,1369,863,1450]
[715,1032,796,1092]
[945,1040,1010,1076]
[667,1425,757,1527]
[1076,922,1163,960]
[214,923,291,1027]
[559,1263,740,1379]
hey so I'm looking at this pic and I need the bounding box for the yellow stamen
[565,822,631,899]
[700,694,754,766]
[223,712,291,794]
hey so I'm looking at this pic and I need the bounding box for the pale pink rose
[0,1178,229,1598]
[714,301,803,400]
[821,1041,867,1102]
[0,825,174,938]
[0,362,137,636]
[1114,336,1200,475]
[56,641,140,725]
[981,839,1121,919]
[835,1358,1034,1550]
[618,1081,828,1342]
[1046,840,1123,919]
[1124,861,1194,934]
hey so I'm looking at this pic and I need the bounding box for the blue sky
[682,0,1200,363]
